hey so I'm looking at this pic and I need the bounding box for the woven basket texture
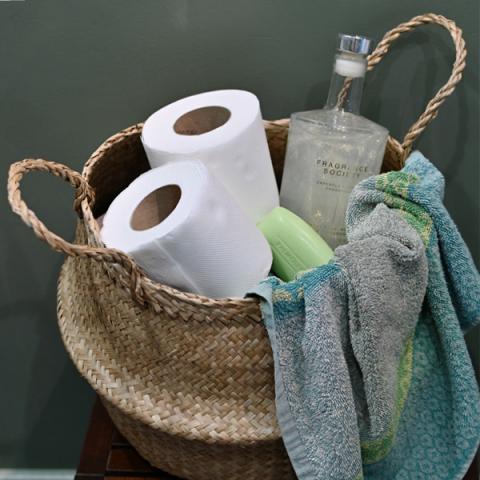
[58,123,295,479]
[7,13,466,480]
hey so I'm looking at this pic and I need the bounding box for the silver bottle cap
[337,34,372,55]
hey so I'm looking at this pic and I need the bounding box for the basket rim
[80,122,265,318]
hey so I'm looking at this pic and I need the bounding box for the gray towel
[252,152,480,479]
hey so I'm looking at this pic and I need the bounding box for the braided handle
[7,159,147,304]
[367,13,466,161]
[269,13,466,166]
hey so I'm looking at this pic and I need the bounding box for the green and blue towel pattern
[253,152,480,479]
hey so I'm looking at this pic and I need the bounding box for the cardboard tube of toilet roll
[101,160,273,298]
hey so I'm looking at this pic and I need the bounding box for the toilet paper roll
[141,90,279,223]
[101,160,272,299]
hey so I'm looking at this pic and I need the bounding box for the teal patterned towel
[253,152,480,480]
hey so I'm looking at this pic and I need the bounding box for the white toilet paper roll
[101,160,272,299]
[141,90,279,223]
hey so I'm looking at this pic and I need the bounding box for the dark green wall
[1,0,478,469]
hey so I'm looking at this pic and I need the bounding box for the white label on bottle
[335,58,366,78]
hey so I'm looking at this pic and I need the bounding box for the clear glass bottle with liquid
[280,34,388,249]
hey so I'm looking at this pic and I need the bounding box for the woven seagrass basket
[8,14,465,480]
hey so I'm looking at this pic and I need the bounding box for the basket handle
[7,159,147,304]
[267,13,467,166]
[366,13,467,162]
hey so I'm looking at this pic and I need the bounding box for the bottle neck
[324,53,366,115]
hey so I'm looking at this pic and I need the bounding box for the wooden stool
[75,397,179,479]
[76,396,478,480]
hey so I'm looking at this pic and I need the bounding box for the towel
[253,152,480,480]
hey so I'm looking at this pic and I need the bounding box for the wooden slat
[107,446,154,474]
[75,396,114,479]
[75,476,104,480]
[106,445,182,478]
[112,429,129,446]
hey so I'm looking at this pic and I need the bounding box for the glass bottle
[280,34,388,249]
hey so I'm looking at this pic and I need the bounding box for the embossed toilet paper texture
[141,90,279,223]
[101,160,272,298]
